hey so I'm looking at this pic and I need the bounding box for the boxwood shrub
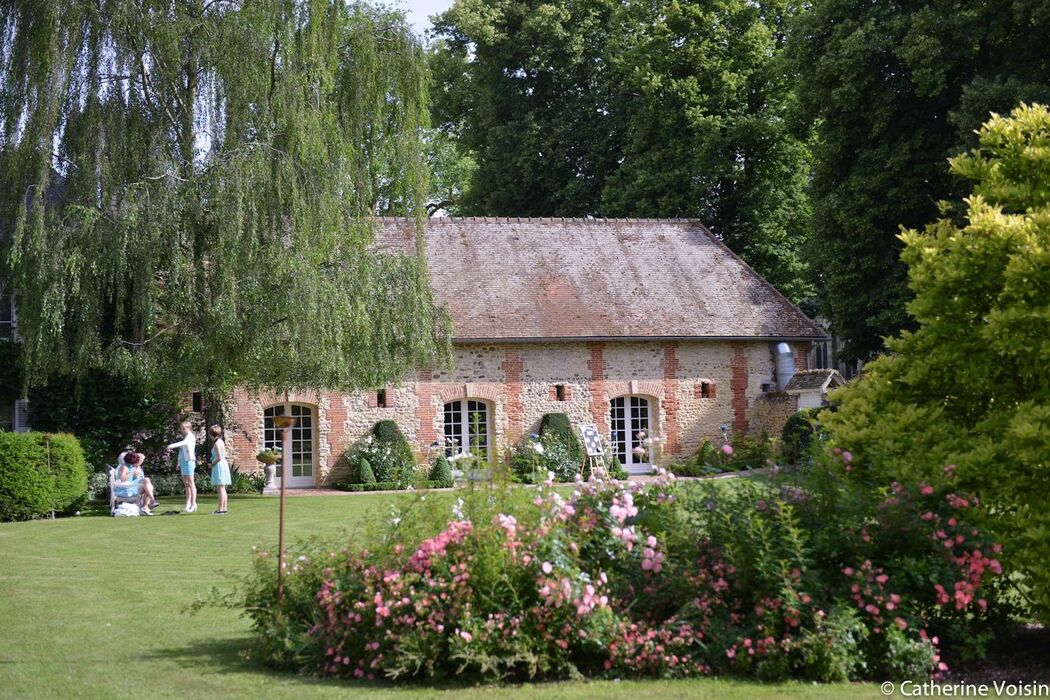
[0,432,88,521]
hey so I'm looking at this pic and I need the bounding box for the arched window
[443,399,490,460]
[609,395,652,473]
[263,403,316,487]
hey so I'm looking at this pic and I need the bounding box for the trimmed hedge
[334,480,447,493]
[0,432,88,521]
[781,408,823,464]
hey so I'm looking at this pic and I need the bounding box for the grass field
[0,492,882,699]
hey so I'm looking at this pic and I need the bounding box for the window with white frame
[1,398,29,432]
[811,340,832,370]
[0,292,14,340]
[443,399,490,459]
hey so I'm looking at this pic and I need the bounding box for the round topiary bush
[0,432,88,521]
[428,455,453,488]
[357,458,377,485]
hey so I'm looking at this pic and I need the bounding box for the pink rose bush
[243,451,1007,683]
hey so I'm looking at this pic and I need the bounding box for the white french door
[264,404,316,487]
[609,395,652,474]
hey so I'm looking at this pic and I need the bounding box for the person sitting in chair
[116,452,157,515]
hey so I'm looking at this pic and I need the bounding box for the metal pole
[277,424,287,606]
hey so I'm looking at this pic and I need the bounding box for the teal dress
[210,444,231,487]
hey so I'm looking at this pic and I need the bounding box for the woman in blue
[167,421,198,513]
[208,425,231,515]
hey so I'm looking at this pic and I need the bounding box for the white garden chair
[108,466,140,514]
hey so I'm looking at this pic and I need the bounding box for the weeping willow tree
[0,0,451,421]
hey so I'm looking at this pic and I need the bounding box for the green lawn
[0,493,881,699]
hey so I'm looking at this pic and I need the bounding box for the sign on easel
[580,424,604,457]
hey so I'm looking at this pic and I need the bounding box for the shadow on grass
[144,635,476,693]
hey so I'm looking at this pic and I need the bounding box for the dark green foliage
[428,456,453,488]
[357,459,377,485]
[430,0,813,301]
[0,432,88,521]
[27,369,183,471]
[786,0,1050,360]
[781,409,823,464]
[538,413,584,466]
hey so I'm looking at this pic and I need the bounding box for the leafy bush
[671,432,776,477]
[822,104,1050,619]
[539,413,584,465]
[27,369,184,471]
[334,480,447,493]
[343,421,417,485]
[428,456,453,488]
[510,431,582,483]
[241,448,1007,683]
[781,408,823,464]
[0,432,88,520]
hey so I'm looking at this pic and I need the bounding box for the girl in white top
[168,421,198,513]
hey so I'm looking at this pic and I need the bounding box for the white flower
[452,497,465,519]
[391,517,402,526]
[531,441,545,455]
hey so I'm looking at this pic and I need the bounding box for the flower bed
[242,449,1009,683]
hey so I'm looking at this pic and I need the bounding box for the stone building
[225,218,826,487]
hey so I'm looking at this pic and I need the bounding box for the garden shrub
[821,104,1050,619]
[0,432,88,520]
[428,455,453,488]
[334,480,447,493]
[539,413,584,466]
[241,448,1007,683]
[781,408,822,464]
[358,458,377,485]
[343,422,417,485]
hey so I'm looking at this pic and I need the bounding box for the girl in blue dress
[208,425,231,515]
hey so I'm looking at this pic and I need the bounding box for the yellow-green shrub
[823,104,1050,619]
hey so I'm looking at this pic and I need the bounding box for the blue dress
[114,466,142,498]
[210,444,231,487]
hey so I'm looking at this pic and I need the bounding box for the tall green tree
[823,104,1050,619]
[0,1,451,420]
[786,0,1050,360]
[430,0,812,300]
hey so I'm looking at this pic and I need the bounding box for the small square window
[377,388,389,408]
[191,391,203,413]
[555,384,567,401]
[700,382,711,399]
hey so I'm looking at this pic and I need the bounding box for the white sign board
[580,424,604,457]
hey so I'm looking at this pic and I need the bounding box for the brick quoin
[730,342,749,434]
[587,342,608,436]
[660,343,681,454]
[227,388,258,468]
[501,345,525,442]
[415,368,437,447]
[793,342,812,372]
[325,394,347,478]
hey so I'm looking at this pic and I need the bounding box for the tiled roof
[784,369,846,392]
[375,218,827,341]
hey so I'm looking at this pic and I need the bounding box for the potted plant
[257,449,281,490]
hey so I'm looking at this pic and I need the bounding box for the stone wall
[749,393,799,439]
[224,339,787,485]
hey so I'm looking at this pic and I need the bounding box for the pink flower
[721,444,734,455]
[842,451,853,462]
[541,561,553,575]
[920,483,934,496]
